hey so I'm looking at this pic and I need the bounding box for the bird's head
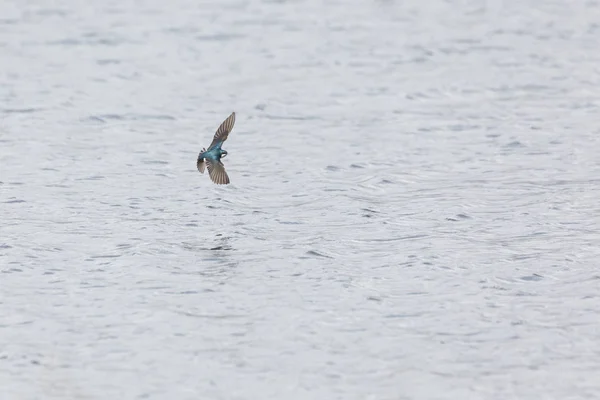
[220,149,228,158]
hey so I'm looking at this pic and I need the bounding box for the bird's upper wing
[205,158,230,185]
[208,112,235,150]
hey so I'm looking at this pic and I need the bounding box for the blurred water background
[2,0,600,399]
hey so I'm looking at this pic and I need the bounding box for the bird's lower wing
[205,159,230,185]
[197,158,205,173]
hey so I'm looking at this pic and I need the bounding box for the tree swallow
[197,112,235,185]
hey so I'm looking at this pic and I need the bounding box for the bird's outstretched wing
[208,112,235,150]
[205,159,230,185]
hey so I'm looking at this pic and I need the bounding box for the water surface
[2,0,600,399]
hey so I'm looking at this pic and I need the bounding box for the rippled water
[2,0,600,398]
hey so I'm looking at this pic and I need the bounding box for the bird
[197,112,236,185]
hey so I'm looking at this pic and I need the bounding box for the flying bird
[197,112,236,185]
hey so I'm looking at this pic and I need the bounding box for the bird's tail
[197,148,206,173]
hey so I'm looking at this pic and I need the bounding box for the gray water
[2,0,600,399]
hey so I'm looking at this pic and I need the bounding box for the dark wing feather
[208,112,235,150]
[205,159,230,185]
